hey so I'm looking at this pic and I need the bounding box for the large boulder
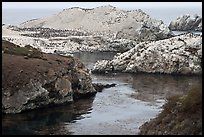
[2,41,96,114]
[93,33,202,74]
[169,14,202,32]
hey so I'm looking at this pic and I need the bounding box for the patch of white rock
[2,25,137,54]
[93,33,202,74]
[169,14,202,32]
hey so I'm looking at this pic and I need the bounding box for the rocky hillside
[19,5,172,41]
[2,6,174,54]
[169,14,202,32]
[139,85,202,135]
[2,25,137,54]
[93,33,202,74]
[2,40,96,114]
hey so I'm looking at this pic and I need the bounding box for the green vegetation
[2,40,43,58]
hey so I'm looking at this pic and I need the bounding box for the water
[172,31,202,36]
[2,52,202,135]
[73,51,116,70]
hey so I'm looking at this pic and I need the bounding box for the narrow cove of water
[62,73,164,135]
[2,52,202,135]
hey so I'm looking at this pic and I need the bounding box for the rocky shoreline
[2,5,202,135]
[2,40,115,114]
[93,33,202,75]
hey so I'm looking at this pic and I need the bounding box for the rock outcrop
[169,14,202,32]
[93,33,202,74]
[19,5,172,41]
[2,40,96,114]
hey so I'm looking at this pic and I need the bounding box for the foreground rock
[169,14,202,32]
[2,40,96,114]
[139,85,202,135]
[93,33,202,74]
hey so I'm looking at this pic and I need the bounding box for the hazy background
[2,2,202,26]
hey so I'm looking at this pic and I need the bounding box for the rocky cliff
[2,40,96,114]
[93,33,202,74]
[169,14,202,32]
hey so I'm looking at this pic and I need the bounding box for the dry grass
[139,84,202,135]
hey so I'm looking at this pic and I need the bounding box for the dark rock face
[92,83,116,92]
[2,41,96,114]
[169,14,202,32]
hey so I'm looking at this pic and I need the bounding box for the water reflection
[2,96,95,135]
[92,73,202,103]
[73,51,117,70]
[130,73,202,102]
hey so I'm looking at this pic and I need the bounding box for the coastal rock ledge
[93,33,202,74]
[2,40,96,114]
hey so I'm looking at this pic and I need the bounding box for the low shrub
[2,40,43,58]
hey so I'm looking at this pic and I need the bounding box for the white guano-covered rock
[93,33,202,74]
[169,14,202,32]
[19,5,172,42]
[2,6,173,54]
